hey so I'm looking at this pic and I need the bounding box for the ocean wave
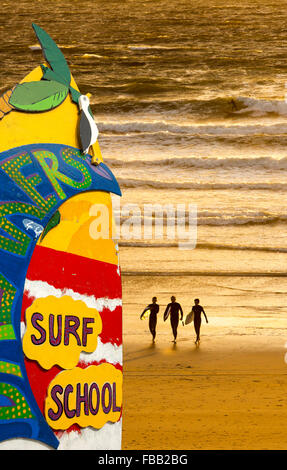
[195,212,287,226]
[82,53,109,59]
[91,78,192,96]
[29,43,78,51]
[118,177,287,192]
[92,96,237,116]
[98,120,287,137]
[128,44,190,51]
[115,208,287,227]
[235,96,287,117]
[107,155,287,171]
[119,240,287,253]
[93,95,287,119]
[121,270,287,277]
[197,242,287,252]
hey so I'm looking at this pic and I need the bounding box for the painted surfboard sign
[0,25,122,450]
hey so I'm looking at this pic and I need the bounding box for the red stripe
[100,306,122,346]
[26,245,122,299]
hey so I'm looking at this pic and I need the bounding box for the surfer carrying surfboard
[191,298,208,345]
[163,296,183,343]
[140,297,160,342]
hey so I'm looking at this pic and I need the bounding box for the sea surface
[1,0,287,332]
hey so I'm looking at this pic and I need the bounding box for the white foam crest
[24,279,122,312]
[98,119,287,136]
[118,177,287,192]
[107,155,287,171]
[236,96,287,117]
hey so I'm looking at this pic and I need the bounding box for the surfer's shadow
[125,343,157,362]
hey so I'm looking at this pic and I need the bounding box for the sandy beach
[121,271,287,450]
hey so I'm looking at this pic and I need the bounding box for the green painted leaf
[32,24,71,85]
[32,23,71,86]
[40,210,61,241]
[9,80,69,112]
[40,64,69,87]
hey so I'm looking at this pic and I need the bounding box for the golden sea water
[1,0,287,330]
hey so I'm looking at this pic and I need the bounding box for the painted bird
[78,94,99,155]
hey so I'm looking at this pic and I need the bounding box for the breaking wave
[118,177,287,192]
[107,155,287,171]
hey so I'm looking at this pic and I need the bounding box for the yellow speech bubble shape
[45,363,122,430]
[23,295,102,370]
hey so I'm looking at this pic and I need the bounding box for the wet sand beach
[121,273,287,450]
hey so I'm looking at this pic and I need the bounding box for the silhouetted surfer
[140,296,159,342]
[164,296,183,343]
[192,298,208,345]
